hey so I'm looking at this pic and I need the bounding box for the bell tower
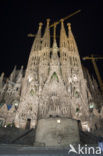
[39,19,50,92]
[60,19,70,84]
[15,22,43,129]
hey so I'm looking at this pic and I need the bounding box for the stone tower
[15,20,91,129]
[39,19,50,92]
[15,22,43,128]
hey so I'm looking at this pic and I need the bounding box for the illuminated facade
[0,20,103,131]
[14,19,101,129]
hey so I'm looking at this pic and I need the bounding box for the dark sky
[0,0,103,78]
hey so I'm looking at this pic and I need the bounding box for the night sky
[0,0,103,79]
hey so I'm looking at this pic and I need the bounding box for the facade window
[69,57,72,65]
[16,88,18,91]
[76,108,79,112]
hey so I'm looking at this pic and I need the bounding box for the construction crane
[83,55,103,92]
[27,10,81,37]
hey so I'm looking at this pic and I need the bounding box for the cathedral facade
[0,19,103,131]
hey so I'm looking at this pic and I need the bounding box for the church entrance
[25,118,31,129]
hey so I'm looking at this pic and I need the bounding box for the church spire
[67,23,84,77]
[26,22,43,73]
[31,22,43,52]
[52,23,58,57]
[52,24,59,60]
[42,19,50,49]
[60,19,69,48]
[67,23,78,52]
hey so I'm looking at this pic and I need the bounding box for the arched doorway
[25,118,31,129]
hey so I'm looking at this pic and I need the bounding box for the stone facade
[0,19,103,132]
[0,66,23,126]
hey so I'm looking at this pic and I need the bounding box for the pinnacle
[60,18,68,48]
[46,18,50,25]
[67,23,71,30]
[41,19,50,49]
[60,19,64,28]
[60,19,64,23]
[39,22,43,29]
[30,22,42,52]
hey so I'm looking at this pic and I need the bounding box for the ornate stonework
[14,19,99,129]
[0,20,103,132]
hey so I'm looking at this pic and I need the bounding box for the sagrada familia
[0,19,103,133]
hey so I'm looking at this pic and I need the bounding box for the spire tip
[67,23,71,30]
[47,18,50,25]
[60,19,64,23]
[39,22,43,27]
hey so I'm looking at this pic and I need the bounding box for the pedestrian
[98,136,103,152]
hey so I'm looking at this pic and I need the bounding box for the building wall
[35,118,80,146]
